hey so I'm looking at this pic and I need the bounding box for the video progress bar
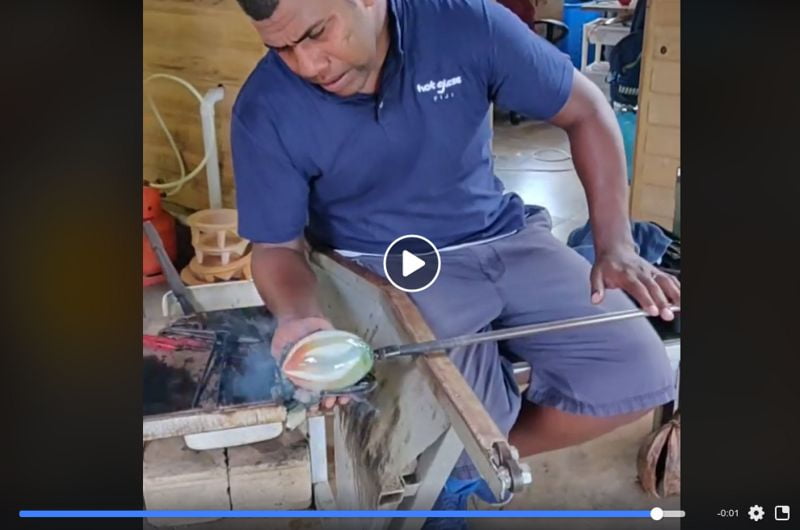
[20,509,685,519]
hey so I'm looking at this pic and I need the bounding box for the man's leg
[509,404,648,456]
[350,253,522,446]
[489,207,676,457]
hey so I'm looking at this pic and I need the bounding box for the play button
[383,235,441,293]
[402,250,425,277]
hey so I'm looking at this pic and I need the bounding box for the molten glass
[281,330,374,392]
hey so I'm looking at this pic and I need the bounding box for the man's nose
[293,44,327,81]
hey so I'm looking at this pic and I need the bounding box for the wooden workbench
[143,250,527,530]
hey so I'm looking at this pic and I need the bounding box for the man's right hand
[271,316,350,409]
[271,316,334,360]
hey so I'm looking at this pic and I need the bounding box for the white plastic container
[583,61,611,101]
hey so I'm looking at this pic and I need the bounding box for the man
[231,0,679,525]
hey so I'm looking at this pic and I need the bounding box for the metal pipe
[143,221,202,320]
[201,85,225,209]
[375,306,680,359]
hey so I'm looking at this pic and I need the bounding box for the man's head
[237,0,389,97]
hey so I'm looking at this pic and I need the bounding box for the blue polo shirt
[232,0,574,253]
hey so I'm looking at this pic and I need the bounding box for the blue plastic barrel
[615,106,637,184]
[561,3,603,69]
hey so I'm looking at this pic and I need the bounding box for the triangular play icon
[402,250,426,277]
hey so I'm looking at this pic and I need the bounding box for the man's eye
[309,26,326,40]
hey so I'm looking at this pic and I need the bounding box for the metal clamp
[492,441,532,493]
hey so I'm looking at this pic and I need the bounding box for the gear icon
[748,505,765,521]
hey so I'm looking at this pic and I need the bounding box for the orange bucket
[143,186,177,285]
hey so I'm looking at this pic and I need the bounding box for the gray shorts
[350,207,675,478]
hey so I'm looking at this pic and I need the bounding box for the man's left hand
[590,246,681,320]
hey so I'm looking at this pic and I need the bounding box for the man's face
[253,0,383,97]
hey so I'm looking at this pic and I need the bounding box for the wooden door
[630,0,680,229]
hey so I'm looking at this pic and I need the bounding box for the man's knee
[601,320,676,414]
[620,319,675,383]
[520,317,675,418]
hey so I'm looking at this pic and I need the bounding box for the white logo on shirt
[416,75,462,101]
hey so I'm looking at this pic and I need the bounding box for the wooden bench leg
[389,427,464,530]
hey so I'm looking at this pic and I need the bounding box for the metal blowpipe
[373,306,680,360]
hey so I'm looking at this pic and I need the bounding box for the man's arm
[478,0,679,319]
[549,73,634,259]
[251,239,323,322]
[231,93,349,406]
[250,238,333,358]
[549,72,680,319]
[230,101,334,354]
[251,239,350,408]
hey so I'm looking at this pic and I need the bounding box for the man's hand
[272,316,350,409]
[271,316,334,360]
[590,245,681,321]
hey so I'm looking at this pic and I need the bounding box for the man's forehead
[252,0,329,45]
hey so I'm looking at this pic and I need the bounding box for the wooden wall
[143,0,265,210]
[630,0,680,229]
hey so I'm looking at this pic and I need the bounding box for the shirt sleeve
[485,0,575,120]
[231,108,309,244]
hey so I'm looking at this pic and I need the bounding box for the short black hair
[236,0,281,21]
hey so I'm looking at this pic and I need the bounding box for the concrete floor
[493,116,589,244]
[143,116,680,528]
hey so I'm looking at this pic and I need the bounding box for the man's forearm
[250,244,325,323]
[566,106,635,254]
[550,72,636,255]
